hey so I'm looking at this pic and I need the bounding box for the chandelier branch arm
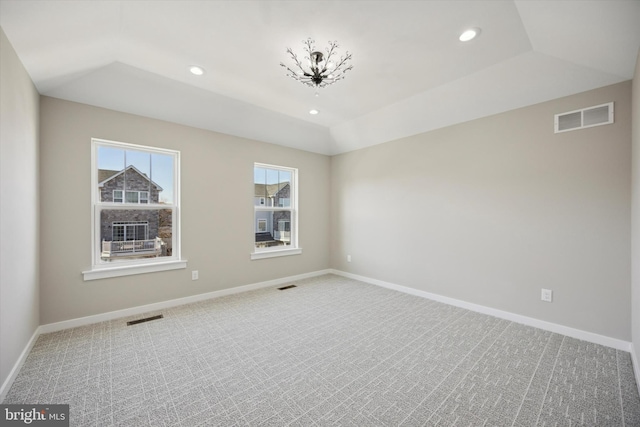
[284,48,310,76]
[332,52,353,73]
[320,42,339,74]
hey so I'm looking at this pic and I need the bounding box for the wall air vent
[554,102,613,133]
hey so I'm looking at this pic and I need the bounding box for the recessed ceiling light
[309,109,319,115]
[459,28,480,42]
[189,66,205,76]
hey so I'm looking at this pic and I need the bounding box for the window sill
[82,259,188,281]
[251,248,302,260]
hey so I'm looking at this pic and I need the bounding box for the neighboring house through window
[83,138,186,280]
[252,163,301,259]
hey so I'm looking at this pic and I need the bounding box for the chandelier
[280,38,353,91]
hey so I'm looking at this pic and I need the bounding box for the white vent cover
[554,102,613,133]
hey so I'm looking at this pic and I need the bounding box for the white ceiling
[1,0,639,155]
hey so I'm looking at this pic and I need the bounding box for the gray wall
[632,50,640,370]
[331,81,632,341]
[0,29,40,391]
[39,96,331,324]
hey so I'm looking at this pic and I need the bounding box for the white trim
[82,259,188,281]
[330,269,633,352]
[45,269,331,333]
[90,138,183,276]
[1,270,329,401]
[0,328,40,403]
[3,269,638,401]
[251,247,302,260]
[5,269,639,404]
[253,163,299,256]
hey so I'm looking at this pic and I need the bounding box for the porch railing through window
[101,238,163,259]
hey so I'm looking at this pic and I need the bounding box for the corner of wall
[0,26,40,401]
[631,47,640,395]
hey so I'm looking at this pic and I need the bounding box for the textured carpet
[4,274,640,426]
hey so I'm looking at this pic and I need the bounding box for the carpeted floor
[4,274,640,426]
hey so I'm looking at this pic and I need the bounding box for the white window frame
[251,163,301,260]
[113,190,149,204]
[139,191,149,204]
[83,138,186,280]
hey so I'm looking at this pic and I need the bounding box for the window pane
[112,223,124,241]
[273,211,291,244]
[266,168,279,185]
[254,167,268,205]
[274,169,291,208]
[151,153,174,204]
[97,145,173,205]
[125,191,139,203]
[99,209,173,261]
[254,166,292,208]
[254,210,291,249]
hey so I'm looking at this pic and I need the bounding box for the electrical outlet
[347,255,351,263]
[192,270,199,281]
[541,288,553,302]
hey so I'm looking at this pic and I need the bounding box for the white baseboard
[330,269,633,353]
[39,269,332,334]
[0,327,40,403]
[1,269,331,402]
[3,268,639,402]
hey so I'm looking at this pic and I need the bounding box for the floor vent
[127,314,163,326]
[278,285,297,290]
[554,102,613,133]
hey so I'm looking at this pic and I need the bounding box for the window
[114,190,149,204]
[83,138,186,280]
[112,221,149,241]
[252,163,301,259]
